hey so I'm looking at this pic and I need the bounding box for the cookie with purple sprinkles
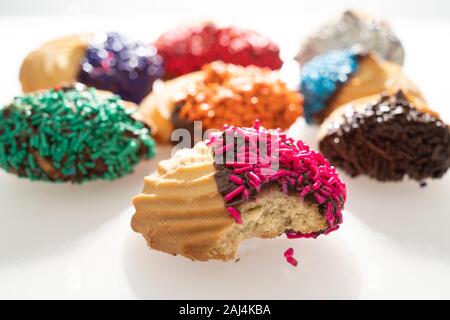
[318,91,450,182]
[19,32,164,103]
[0,84,156,183]
[131,121,346,261]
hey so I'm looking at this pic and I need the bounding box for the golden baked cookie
[132,122,346,261]
[20,34,93,93]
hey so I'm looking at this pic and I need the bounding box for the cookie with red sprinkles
[132,121,346,261]
[154,21,283,78]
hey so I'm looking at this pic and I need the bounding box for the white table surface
[1,10,450,299]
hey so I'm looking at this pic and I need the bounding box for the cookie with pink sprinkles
[131,121,346,262]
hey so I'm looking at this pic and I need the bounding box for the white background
[0,0,450,299]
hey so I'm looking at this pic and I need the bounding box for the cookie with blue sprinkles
[300,49,425,124]
[19,33,164,104]
[0,84,156,183]
[300,48,361,124]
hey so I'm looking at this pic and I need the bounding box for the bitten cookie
[318,91,450,182]
[300,49,424,124]
[155,21,283,78]
[19,32,164,103]
[140,61,303,144]
[131,122,346,261]
[0,84,156,182]
[296,10,404,66]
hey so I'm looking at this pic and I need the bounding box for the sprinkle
[312,180,322,190]
[283,247,298,267]
[299,185,312,199]
[233,166,253,174]
[229,174,244,185]
[224,185,246,202]
[314,193,326,204]
[247,171,261,185]
[227,207,243,224]
[325,202,335,227]
[286,230,319,239]
[284,247,294,257]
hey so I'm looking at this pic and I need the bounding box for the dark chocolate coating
[170,103,203,147]
[319,92,450,181]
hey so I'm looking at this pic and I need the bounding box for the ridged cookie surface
[131,142,329,261]
[131,142,234,261]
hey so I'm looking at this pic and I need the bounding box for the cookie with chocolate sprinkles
[0,84,156,183]
[318,91,450,182]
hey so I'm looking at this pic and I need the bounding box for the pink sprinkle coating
[208,121,346,238]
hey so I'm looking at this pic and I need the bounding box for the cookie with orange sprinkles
[139,61,303,145]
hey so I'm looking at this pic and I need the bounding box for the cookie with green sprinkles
[0,83,156,183]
